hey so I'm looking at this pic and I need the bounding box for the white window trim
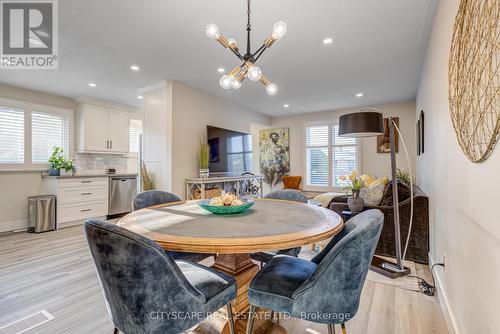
[0,97,74,171]
[302,120,362,192]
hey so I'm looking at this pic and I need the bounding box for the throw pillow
[360,176,389,206]
[313,192,346,208]
[379,181,412,206]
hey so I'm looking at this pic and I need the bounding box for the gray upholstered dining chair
[246,210,384,334]
[132,190,214,263]
[250,189,308,267]
[85,219,237,334]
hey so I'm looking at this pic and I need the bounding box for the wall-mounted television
[207,125,252,174]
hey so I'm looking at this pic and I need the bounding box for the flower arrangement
[339,171,366,197]
[48,146,75,176]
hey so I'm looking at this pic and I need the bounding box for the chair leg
[327,324,336,334]
[227,303,236,334]
[246,304,256,334]
[113,327,119,334]
[269,310,275,321]
[341,323,347,334]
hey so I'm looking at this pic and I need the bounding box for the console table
[185,174,264,200]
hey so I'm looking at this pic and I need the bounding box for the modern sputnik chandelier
[206,0,286,95]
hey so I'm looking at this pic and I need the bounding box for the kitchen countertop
[41,173,138,179]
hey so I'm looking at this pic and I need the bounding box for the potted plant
[140,161,155,190]
[340,170,366,212]
[199,141,210,178]
[48,146,76,176]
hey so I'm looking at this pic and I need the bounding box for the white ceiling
[0,0,438,116]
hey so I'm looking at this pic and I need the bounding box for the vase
[199,168,210,178]
[347,190,364,213]
[48,168,60,176]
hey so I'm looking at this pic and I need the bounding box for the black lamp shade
[338,112,384,138]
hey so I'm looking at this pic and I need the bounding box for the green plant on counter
[199,140,210,169]
[397,168,415,186]
[48,146,76,173]
[141,161,155,191]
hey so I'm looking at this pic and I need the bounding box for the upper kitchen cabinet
[77,103,130,154]
[108,109,130,153]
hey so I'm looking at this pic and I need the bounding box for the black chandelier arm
[253,45,268,63]
[230,48,244,61]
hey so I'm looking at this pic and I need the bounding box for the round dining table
[118,198,343,334]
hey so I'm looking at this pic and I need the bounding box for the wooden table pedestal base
[189,253,287,334]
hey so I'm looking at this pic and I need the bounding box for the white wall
[170,81,271,197]
[271,101,417,189]
[142,82,173,191]
[416,1,500,333]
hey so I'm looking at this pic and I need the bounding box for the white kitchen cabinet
[43,176,109,228]
[108,109,130,153]
[77,104,130,154]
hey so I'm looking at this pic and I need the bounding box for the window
[227,134,252,174]
[0,98,72,169]
[0,107,25,164]
[31,111,70,163]
[305,123,359,189]
[129,119,143,154]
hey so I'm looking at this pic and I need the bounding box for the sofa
[329,182,429,264]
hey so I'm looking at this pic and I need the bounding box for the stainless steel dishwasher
[108,176,137,215]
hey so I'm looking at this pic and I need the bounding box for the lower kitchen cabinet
[43,176,108,227]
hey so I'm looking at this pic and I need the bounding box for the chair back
[132,190,181,210]
[84,220,206,333]
[264,189,307,203]
[291,210,383,322]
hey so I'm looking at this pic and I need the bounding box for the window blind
[0,107,25,164]
[129,119,143,153]
[305,124,358,188]
[306,126,329,186]
[332,125,358,187]
[31,111,70,163]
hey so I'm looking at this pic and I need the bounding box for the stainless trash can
[28,195,56,233]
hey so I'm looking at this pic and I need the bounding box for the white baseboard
[0,219,28,233]
[429,253,459,334]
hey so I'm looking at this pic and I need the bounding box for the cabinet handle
[110,140,112,149]
[81,209,92,212]
[81,181,92,184]
[81,192,92,195]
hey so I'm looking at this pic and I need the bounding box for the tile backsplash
[72,152,138,174]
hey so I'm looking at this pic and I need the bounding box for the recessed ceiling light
[356,93,364,98]
[130,65,140,71]
[283,104,290,108]
[217,67,225,73]
[137,95,143,100]
[323,37,333,45]
[88,83,97,87]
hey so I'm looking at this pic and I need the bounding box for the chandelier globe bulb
[206,23,221,39]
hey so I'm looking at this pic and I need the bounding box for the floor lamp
[338,110,411,278]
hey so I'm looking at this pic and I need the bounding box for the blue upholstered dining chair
[250,189,308,267]
[246,210,384,334]
[85,220,237,334]
[132,190,214,263]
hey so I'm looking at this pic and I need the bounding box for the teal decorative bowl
[198,199,254,215]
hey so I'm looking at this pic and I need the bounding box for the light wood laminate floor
[0,226,448,334]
